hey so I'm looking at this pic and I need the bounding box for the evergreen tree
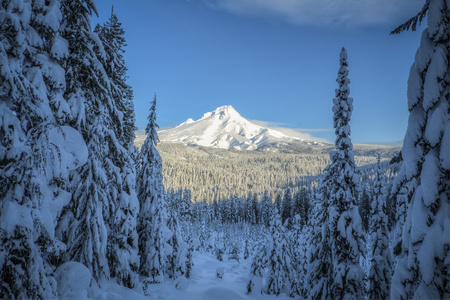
[368,155,393,299]
[166,208,188,279]
[214,236,224,261]
[307,189,333,299]
[137,96,170,283]
[245,194,254,223]
[243,239,251,260]
[95,8,139,289]
[0,1,85,297]
[299,187,311,226]
[185,237,194,279]
[229,243,240,262]
[281,188,292,227]
[358,186,371,232]
[274,194,282,214]
[65,113,111,283]
[391,1,450,298]
[260,191,272,227]
[292,187,310,226]
[309,48,364,299]
[94,7,135,146]
[263,209,294,296]
[55,0,118,284]
[392,186,408,256]
[327,47,365,299]
[290,214,307,298]
[292,191,302,222]
[180,189,193,223]
[251,193,259,225]
[247,238,268,294]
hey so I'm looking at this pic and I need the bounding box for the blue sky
[94,0,425,144]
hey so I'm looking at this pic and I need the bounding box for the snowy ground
[85,251,292,300]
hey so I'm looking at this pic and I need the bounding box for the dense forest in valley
[153,142,400,202]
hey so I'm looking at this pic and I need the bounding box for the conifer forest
[0,0,448,299]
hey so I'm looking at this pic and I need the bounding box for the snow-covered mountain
[157,105,324,151]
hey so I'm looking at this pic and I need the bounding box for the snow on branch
[390,0,430,34]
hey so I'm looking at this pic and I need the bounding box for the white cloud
[364,140,403,147]
[250,120,332,143]
[200,0,424,27]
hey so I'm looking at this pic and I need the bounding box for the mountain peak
[158,105,321,151]
[214,105,237,113]
[201,105,241,120]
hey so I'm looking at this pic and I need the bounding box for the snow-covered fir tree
[392,186,408,256]
[247,238,268,294]
[0,0,86,297]
[214,232,225,261]
[185,237,194,278]
[137,96,170,283]
[55,0,117,283]
[229,243,240,262]
[166,207,189,279]
[292,192,301,219]
[263,209,294,296]
[243,239,251,260]
[308,48,364,299]
[358,185,371,232]
[281,188,292,227]
[307,188,333,299]
[95,6,136,146]
[274,194,282,213]
[300,188,311,226]
[95,9,139,289]
[390,0,450,298]
[260,191,272,227]
[180,189,193,224]
[327,47,365,299]
[294,187,311,227]
[289,214,307,298]
[368,155,393,299]
[251,193,259,225]
[245,194,257,224]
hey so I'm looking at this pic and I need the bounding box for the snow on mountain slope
[158,105,320,151]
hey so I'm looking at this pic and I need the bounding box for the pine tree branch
[390,0,430,34]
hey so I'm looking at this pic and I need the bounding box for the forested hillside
[151,142,400,202]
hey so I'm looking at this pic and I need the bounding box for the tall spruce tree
[247,237,268,294]
[137,96,170,283]
[281,188,292,227]
[390,0,450,298]
[166,207,189,279]
[274,194,282,215]
[263,209,294,296]
[307,187,333,299]
[180,189,193,224]
[392,186,408,256]
[290,214,307,298]
[95,9,139,289]
[308,48,364,299]
[328,47,365,299]
[299,187,311,226]
[368,155,393,299]
[251,193,259,225]
[260,191,272,227]
[56,0,117,283]
[358,185,371,232]
[0,1,86,297]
